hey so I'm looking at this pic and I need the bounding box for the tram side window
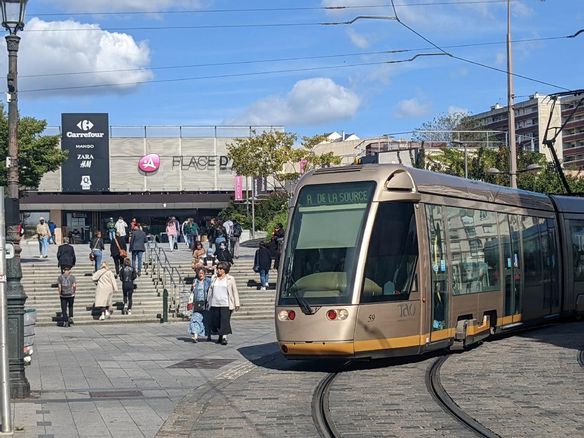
[522,216,542,288]
[569,221,584,282]
[360,202,418,303]
[447,207,500,295]
[427,204,448,330]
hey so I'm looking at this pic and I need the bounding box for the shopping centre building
[21,113,282,242]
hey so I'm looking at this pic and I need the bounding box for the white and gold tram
[275,164,584,359]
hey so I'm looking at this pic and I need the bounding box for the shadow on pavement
[511,319,584,351]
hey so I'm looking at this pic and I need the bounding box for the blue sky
[4,0,583,139]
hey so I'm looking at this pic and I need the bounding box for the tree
[227,131,341,194]
[0,105,66,193]
[413,111,501,147]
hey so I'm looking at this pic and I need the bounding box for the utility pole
[507,0,517,189]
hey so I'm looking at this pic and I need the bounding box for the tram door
[426,205,450,340]
[500,214,522,323]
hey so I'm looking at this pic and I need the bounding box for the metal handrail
[145,239,185,320]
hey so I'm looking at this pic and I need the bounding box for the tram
[275,164,584,359]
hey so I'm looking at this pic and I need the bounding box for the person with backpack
[120,258,137,315]
[230,220,242,259]
[57,266,77,327]
[106,217,116,242]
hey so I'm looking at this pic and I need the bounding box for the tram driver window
[361,202,418,303]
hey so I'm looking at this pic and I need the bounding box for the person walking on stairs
[93,262,118,321]
[57,266,76,327]
[120,258,137,315]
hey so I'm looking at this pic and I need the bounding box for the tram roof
[550,194,584,214]
[303,164,554,211]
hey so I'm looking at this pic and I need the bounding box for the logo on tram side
[139,154,161,173]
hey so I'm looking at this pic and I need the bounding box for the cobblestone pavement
[442,321,584,438]
[13,319,584,437]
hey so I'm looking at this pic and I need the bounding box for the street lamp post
[1,0,29,398]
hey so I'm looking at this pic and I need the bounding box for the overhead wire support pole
[507,0,518,189]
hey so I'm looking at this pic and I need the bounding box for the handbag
[89,252,95,261]
[253,265,260,273]
[194,301,206,312]
[114,237,128,258]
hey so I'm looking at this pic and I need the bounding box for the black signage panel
[61,113,110,192]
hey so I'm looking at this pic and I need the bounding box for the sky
[3,0,583,139]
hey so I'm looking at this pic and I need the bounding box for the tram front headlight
[338,309,349,320]
[278,310,289,321]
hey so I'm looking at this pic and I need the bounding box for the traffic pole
[0,188,13,433]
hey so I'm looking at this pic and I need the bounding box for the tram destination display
[61,113,110,192]
[298,182,373,207]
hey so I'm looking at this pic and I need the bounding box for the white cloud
[346,29,370,49]
[395,98,431,118]
[44,0,207,13]
[230,78,360,126]
[16,18,152,95]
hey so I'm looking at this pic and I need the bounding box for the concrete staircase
[170,257,277,320]
[21,262,165,326]
[22,256,277,326]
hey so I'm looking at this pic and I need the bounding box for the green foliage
[226,131,341,194]
[0,105,66,192]
[218,191,289,232]
[413,111,491,146]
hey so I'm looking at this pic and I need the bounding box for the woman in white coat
[206,261,240,345]
[92,262,118,320]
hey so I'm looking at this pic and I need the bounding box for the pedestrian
[230,220,243,259]
[36,217,50,258]
[189,268,211,342]
[130,217,138,231]
[270,223,285,270]
[115,216,128,242]
[120,258,137,315]
[223,218,233,253]
[57,237,76,273]
[48,220,57,244]
[89,231,105,272]
[92,262,118,321]
[202,247,217,277]
[166,218,177,251]
[106,217,116,242]
[57,266,76,327]
[191,241,206,270]
[129,223,147,276]
[110,231,127,278]
[206,261,240,345]
[254,241,272,290]
[215,241,233,265]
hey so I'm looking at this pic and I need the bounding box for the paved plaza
[9,319,584,437]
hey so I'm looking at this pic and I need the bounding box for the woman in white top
[206,261,240,345]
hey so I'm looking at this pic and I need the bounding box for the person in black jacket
[129,224,147,276]
[110,231,127,278]
[254,241,272,290]
[120,258,137,315]
[57,237,76,273]
[215,241,233,265]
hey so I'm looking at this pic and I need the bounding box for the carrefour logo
[77,120,94,131]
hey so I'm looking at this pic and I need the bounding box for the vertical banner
[253,176,268,196]
[299,159,308,174]
[61,113,110,192]
[234,175,243,201]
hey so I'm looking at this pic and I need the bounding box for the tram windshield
[279,181,375,306]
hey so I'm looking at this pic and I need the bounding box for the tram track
[578,347,584,368]
[426,355,501,438]
[312,371,341,438]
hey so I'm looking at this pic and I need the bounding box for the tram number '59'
[399,303,416,318]
[368,314,375,322]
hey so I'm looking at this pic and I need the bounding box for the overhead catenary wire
[30,1,519,17]
[20,53,447,93]
[20,32,581,80]
[388,0,572,91]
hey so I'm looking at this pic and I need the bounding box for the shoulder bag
[114,237,128,258]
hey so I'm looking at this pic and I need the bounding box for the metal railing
[144,238,186,322]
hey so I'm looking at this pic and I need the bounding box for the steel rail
[578,348,584,368]
[426,356,501,438]
[311,372,341,438]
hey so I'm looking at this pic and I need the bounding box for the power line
[30,1,514,17]
[20,53,447,93]
[20,33,576,79]
[388,0,571,91]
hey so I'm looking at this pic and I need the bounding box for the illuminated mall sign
[172,155,232,171]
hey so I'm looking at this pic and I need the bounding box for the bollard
[162,289,168,323]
